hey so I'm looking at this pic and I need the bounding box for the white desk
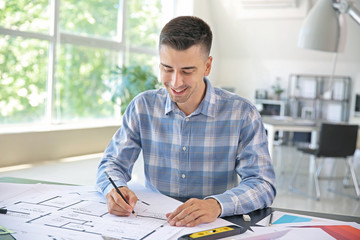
[262,116,318,159]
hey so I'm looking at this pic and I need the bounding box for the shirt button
[185,118,189,122]
[182,174,186,179]
[182,146,187,151]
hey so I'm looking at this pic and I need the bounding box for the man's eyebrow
[182,66,197,70]
[160,63,197,70]
[160,63,172,68]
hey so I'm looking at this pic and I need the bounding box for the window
[0,35,48,124]
[0,0,171,126]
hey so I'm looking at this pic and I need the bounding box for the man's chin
[169,95,189,104]
[167,89,189,103]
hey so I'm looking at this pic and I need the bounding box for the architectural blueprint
[0,183,184,240]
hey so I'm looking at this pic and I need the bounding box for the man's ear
[204,56,213,76]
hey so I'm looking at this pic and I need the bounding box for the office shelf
[288,74,351,122]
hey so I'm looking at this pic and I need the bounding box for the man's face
[159,44,212,112]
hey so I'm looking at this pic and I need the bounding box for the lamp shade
[298,0,340,52]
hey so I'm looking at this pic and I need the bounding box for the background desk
[262,116,318,158]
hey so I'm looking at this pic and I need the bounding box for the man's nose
[171,72,183,88]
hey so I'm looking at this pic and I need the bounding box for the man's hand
[105,186,138,216]
[166,198,221,227]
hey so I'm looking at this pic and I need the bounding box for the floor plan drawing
[0,183,182,240]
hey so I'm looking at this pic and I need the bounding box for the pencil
[268,213,273,226]
[105,171,136,216]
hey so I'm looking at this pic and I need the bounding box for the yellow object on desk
[178,225,245,240]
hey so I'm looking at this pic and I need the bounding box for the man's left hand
[166,198,221,227]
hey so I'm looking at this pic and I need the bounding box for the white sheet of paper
[0,183,37,203]
[278,228,335,240]
[230,227,335,240]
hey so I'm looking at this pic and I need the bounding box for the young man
[97,16,276,227]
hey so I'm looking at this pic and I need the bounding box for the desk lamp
[298,0,360,52]
[297,0,360,99]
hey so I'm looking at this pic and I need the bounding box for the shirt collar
[164,77,216,118]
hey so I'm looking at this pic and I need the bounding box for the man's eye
[164,68,173,72]
[183,71,193,75]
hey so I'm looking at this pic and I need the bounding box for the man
[97,16,276,227]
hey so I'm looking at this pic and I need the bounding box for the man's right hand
[105,186,138,216]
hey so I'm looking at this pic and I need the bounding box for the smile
[171,88,187,95]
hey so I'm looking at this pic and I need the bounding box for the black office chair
[290,123,359,200]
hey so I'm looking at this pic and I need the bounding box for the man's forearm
[208,179,276,217]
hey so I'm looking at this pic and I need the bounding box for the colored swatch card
[272,214,312,225]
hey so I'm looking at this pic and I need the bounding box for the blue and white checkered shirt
[97,78,276,217]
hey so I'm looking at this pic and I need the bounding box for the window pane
[60,0,121,40]
[55,44,119,122]
[0,36,48,124]
[0,0,50,33]
[126,0,162,48]
[127,52,158,70]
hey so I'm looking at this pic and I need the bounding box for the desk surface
[1,177,360,225]
[224,207,360,227]
[262,116,317,127]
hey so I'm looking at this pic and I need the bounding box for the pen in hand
[105,171,136,216]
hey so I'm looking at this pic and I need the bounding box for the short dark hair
[159,16,212,56]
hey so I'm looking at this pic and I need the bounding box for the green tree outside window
[0,0,164,125]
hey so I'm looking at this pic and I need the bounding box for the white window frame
[0,0,174,129]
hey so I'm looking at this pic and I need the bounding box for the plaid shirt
[97,78,276,217]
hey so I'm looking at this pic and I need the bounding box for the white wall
[193,0,360,118]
